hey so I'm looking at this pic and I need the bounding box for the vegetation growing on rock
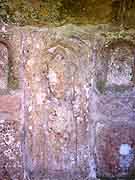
[0,0,135,26]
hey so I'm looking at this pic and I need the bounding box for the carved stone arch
[95,39,135,93]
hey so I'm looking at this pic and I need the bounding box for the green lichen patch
[8,59,19,89]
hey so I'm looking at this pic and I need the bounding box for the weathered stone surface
[22,30,91,179]
[93,38,135,179]
[0,27,23,180]
[0,95,23,180]
[95,39,135,93]
[0,96,21,113]
[0,43,8,89]
[0,24,135,179]
[96,122,135,178]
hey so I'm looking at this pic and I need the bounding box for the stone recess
[0,43,8,89]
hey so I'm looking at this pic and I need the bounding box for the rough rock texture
[22,27,91,180]
[96,122,135,178]
[0,43,8,89]
[0,96,23,180]
[92,38,135,179]
[0,24,135,179]
[0,0,135,27]
[0,29,23,180]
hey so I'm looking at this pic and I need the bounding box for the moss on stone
[0,0,135,26]
[8,60,19,89]
[103,30,135,48]
[96,80,106,94]
[8,76,19,89]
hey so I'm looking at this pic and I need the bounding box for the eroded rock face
[94,39,135,179]
[0,30,23,180]
[96,123,135,178]
[0,43,8,89]
[0,96,23,180]
[22,30,91,179]
[0,25,135,179]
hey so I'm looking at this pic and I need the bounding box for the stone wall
[0,24,135,180]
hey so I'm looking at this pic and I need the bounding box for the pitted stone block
[0,95,23,179]
[95,122,135,178]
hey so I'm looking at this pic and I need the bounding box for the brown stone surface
[96,122,135,178]
[22,30,91,179]
[91,36,135,179]
[0,95,23,180]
